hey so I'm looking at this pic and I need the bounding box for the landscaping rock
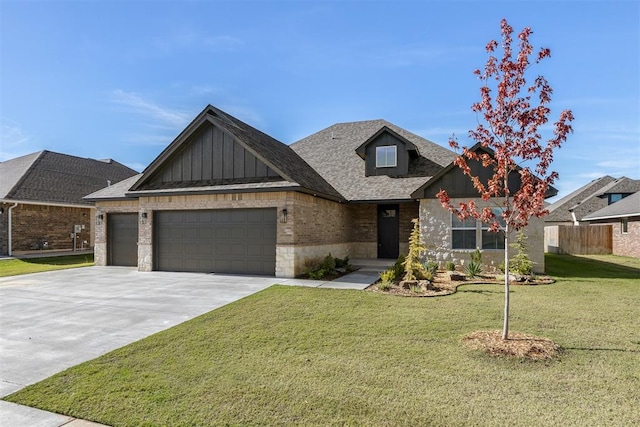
[448,271,466,281]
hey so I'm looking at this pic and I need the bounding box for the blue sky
[1,0,638,201]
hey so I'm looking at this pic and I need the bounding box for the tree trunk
[502,226,510,340]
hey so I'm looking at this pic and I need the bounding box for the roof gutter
[0,198,95,209]
[7,202,18,256]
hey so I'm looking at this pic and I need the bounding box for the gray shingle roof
[290,120,456,201]
[130,105,343,201]
[0,151,42,199]
[0,151,138,205]
[545,176,617,223]
[591,177,640,199]
[84,174,143,200]
[582,191,640,220]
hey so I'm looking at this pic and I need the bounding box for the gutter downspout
[570,211,579,226]
[7,202,18,256]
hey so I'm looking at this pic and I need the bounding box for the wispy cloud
[111,90,190,128]
[0,117,33,160]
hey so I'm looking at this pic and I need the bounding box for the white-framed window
[376,145,397,168]
[482,208,506,250]
[451,208,506,250]
[451,215,477,249]
[621,218,628,234]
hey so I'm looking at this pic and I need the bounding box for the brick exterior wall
[420,198,546,273]
[94,193,422,277]
[612,219,640,258]
[0,203,92,254]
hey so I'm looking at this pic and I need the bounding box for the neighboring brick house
[0,151,137,256]
[582,191,640,258]
[87,104,551,277]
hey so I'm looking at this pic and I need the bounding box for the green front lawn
[0,254,94,277]
[5,254,640,426]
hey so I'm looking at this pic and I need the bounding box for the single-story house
[582,190,640,258]
[0,150,137,256]
[86,105,550,277]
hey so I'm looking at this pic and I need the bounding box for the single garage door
[154,208,276,275]
[107,213,139,266]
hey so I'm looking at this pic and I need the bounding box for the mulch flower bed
[366,270,555,297]
[462,330,562,360]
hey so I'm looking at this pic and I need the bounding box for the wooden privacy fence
[544,225,613,255]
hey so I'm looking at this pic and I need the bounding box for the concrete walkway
[0,260,390,426]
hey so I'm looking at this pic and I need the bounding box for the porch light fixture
[279,208,288,223]
[140,212,148,224]
[96,214,104,225]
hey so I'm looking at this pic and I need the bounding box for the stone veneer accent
[419,198,545,273]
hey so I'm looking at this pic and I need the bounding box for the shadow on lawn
[545,254,640,280]
[458,288,504,296]
[565,346,640,354]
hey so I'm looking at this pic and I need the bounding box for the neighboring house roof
[127,105,343,201]
[0,150,138,206]
[563,177,640,222]
[582,191,640,221]
[545,175,617,223]
[291,120,456,201]
[590,176,640,199]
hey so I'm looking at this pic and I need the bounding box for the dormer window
[376,146,397,168]
[356,127,418,177]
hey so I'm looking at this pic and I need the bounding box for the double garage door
[154,208,276,275]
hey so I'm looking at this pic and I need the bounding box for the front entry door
[378,204,399,259]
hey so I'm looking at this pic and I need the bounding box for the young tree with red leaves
[436,19,574,340]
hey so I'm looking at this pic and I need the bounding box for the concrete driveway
[0,267,291,425]
[0,267,284,398]
[0,263,382,426]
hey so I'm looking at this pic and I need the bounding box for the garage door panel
[108,213,138,267]
[155,208,276,275]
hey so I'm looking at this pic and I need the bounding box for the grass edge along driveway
[0,254,94,277]
[5,254,640,426]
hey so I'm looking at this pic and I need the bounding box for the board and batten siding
[150,122,280,186]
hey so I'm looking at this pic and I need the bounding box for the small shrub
[465,261,483,278]
[410,284,423,294]
[379,268,396,283]
[335,256,351,270]
[470,248,482,265]
[424,260,438,276]
[403,219,428,281]
[445,260,456,271]
[465,249,484,277]
[304,253,351,280]
[393,255,406,279]
[509,231,534,275]
[377,280,393,291]
[307,268,327,280]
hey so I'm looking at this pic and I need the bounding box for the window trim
[451,209,506,251]
[375,145,397,168]
[451,214,478,250]
[621,218,629,234]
